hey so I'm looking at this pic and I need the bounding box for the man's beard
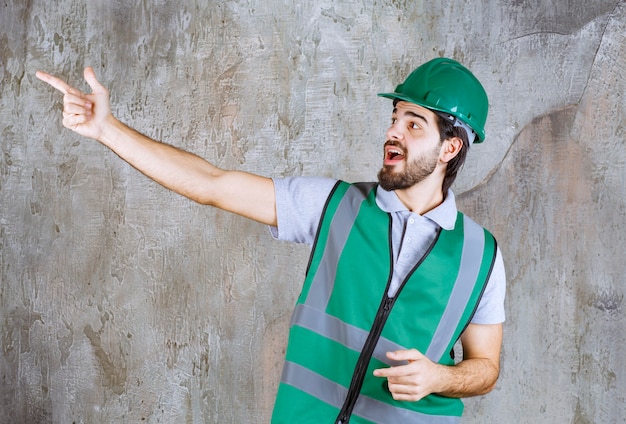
[377,142,439,191]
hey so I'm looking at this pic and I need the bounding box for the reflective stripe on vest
[426,214,486,361]
[304,183,373,311]
[282,361,459,424]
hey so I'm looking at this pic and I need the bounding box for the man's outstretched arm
[373,323,502,401]
[35,67,277,226]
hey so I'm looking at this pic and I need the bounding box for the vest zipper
[335,295,395,424]
[334,223,442,424]
[335,212,398,424]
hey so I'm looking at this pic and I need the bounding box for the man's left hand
[373,349,442,402]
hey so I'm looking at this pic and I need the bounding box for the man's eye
[391,118,397,125]
[410,122,420,130]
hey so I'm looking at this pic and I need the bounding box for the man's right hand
[35,67,278,226]
[36,67,113,142]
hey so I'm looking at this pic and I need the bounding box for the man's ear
[439,137,463,164]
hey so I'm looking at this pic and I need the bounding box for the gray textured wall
[1,0,624,422]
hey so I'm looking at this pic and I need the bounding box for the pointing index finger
[35,70,73,95]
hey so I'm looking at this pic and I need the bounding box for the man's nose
[386,121,404,141]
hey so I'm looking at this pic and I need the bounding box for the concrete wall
[1,0,624,422]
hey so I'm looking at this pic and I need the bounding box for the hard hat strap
[437,112,477,144]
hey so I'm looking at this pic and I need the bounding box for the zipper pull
[383,296,392,312]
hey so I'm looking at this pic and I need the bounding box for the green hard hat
[378,57,489,143]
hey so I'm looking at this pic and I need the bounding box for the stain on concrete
[83,320,128,396]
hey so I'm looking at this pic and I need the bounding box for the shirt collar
[375,186,458,230]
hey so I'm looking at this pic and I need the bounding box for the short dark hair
[434,112,470,193]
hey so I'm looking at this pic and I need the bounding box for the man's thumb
[83,67,106,93]
[388,348,423,362]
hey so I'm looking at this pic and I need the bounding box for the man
[37,57,505,423]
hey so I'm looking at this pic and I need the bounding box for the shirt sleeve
[470,246,506,324]
[270,176,338,244]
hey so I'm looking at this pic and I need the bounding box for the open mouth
[384,145,406,164]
